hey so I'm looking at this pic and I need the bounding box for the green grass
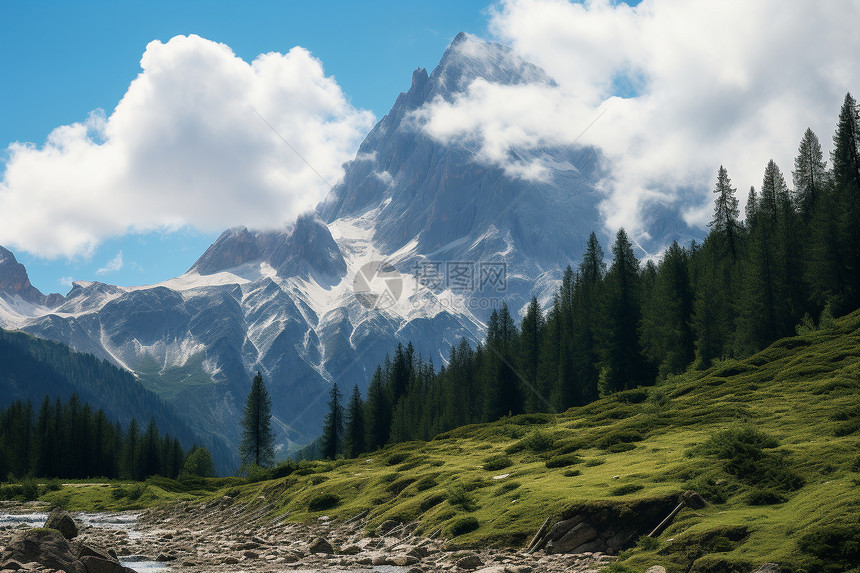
[32,309,860,572]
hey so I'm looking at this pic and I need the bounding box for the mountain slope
[212,309,860,572]
[0,328,232,474]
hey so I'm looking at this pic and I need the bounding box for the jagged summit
[320,32,600,275]
[190,214,346,280]
[0,246,63,308]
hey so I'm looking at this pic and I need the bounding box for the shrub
[386,453,410,466]
[563,469,582,477]
[746,488,787,505]
[482,455,513,471]
[505,429,555,454]
[797,522,860,570]
[307,492,340,512]
[415,475,438,491]
[610,484,644,496]
[45,479,62,492]
[495,481,521,495]
[545,454,582,468]
[584,458,605,467]
[448,516,479,537]
[20,478,40,501]
[386,477,416,495]
[447,485,477,511]
[125,483,146,501]
[598,429,644,449]
[607,442,637,453]
[271,460,298,479]
[700,428,804,492]
[419,493,447,512]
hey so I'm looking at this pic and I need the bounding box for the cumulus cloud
[0,34,375,258]
[96,251,124,275]
[415,0,860,239]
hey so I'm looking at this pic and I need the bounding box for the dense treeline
[318,93,860,459]
[0,328,233,473]
[0,394,216,480]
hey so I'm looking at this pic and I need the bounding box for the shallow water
[0,512,409,573]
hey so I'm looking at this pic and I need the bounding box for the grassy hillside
[25,310,860,572]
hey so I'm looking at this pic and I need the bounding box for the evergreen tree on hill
[239,371,275,468]
[320,383,344,460]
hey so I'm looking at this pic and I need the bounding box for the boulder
[0,529,84,573]
[308,537,335,554]
[456,554,483,570]
[644,567,667,573]
[79,555,131,573]
[0,560,24,571]
[546,522,598,554]
[752,565,780,573]
[545,515,585,542]
[44,509,78,540]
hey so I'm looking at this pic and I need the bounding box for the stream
[0,509,166,572]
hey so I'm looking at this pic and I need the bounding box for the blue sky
[1,1,855,296]
[1,1,490,293]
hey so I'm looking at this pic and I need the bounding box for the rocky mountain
[0,247,64,310]
[0,33,697,469]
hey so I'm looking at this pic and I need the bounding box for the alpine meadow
[0,2,859,573]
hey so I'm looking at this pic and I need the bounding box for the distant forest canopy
[0,394,215,480]
[312,92,860,460]
[0,328,233,473]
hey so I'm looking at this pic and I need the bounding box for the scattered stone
[308,537,335,554]
[456,554,484,570]
[243,550,259,559]
[644,567,667,573]
[377,519,400,535]
[752,565,781,573]
[223,556,239,565]
[44,509,78,540]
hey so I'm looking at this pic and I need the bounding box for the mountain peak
[0,246,63,308]
[190,215,346,280]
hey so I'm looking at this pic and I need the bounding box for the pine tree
[520,297,544,412]
[830,93,860,307]
[364,365,392,451]
[792,128,827,219]
[183,446,216,477]
[603,229,652,393]
[344,385,365,458]
[745,186,758,225]
[320,383,344,459]
[239,371,275,468]
[708,166,740,260]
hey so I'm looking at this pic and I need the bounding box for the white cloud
[415,0,860,239]
[59,276,75,287]
[96,251,124,275]
[0,35,375,258]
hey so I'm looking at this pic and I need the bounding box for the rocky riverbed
[0,499,617,573]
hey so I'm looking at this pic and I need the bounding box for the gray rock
[456,554,483,570]
[0,529,84,573]
[546,522,598,554]
[44,509,78,540]
[545,515,585,542]
[308,537,335,554]
[752,565,780,573]
[644,567,667,573]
